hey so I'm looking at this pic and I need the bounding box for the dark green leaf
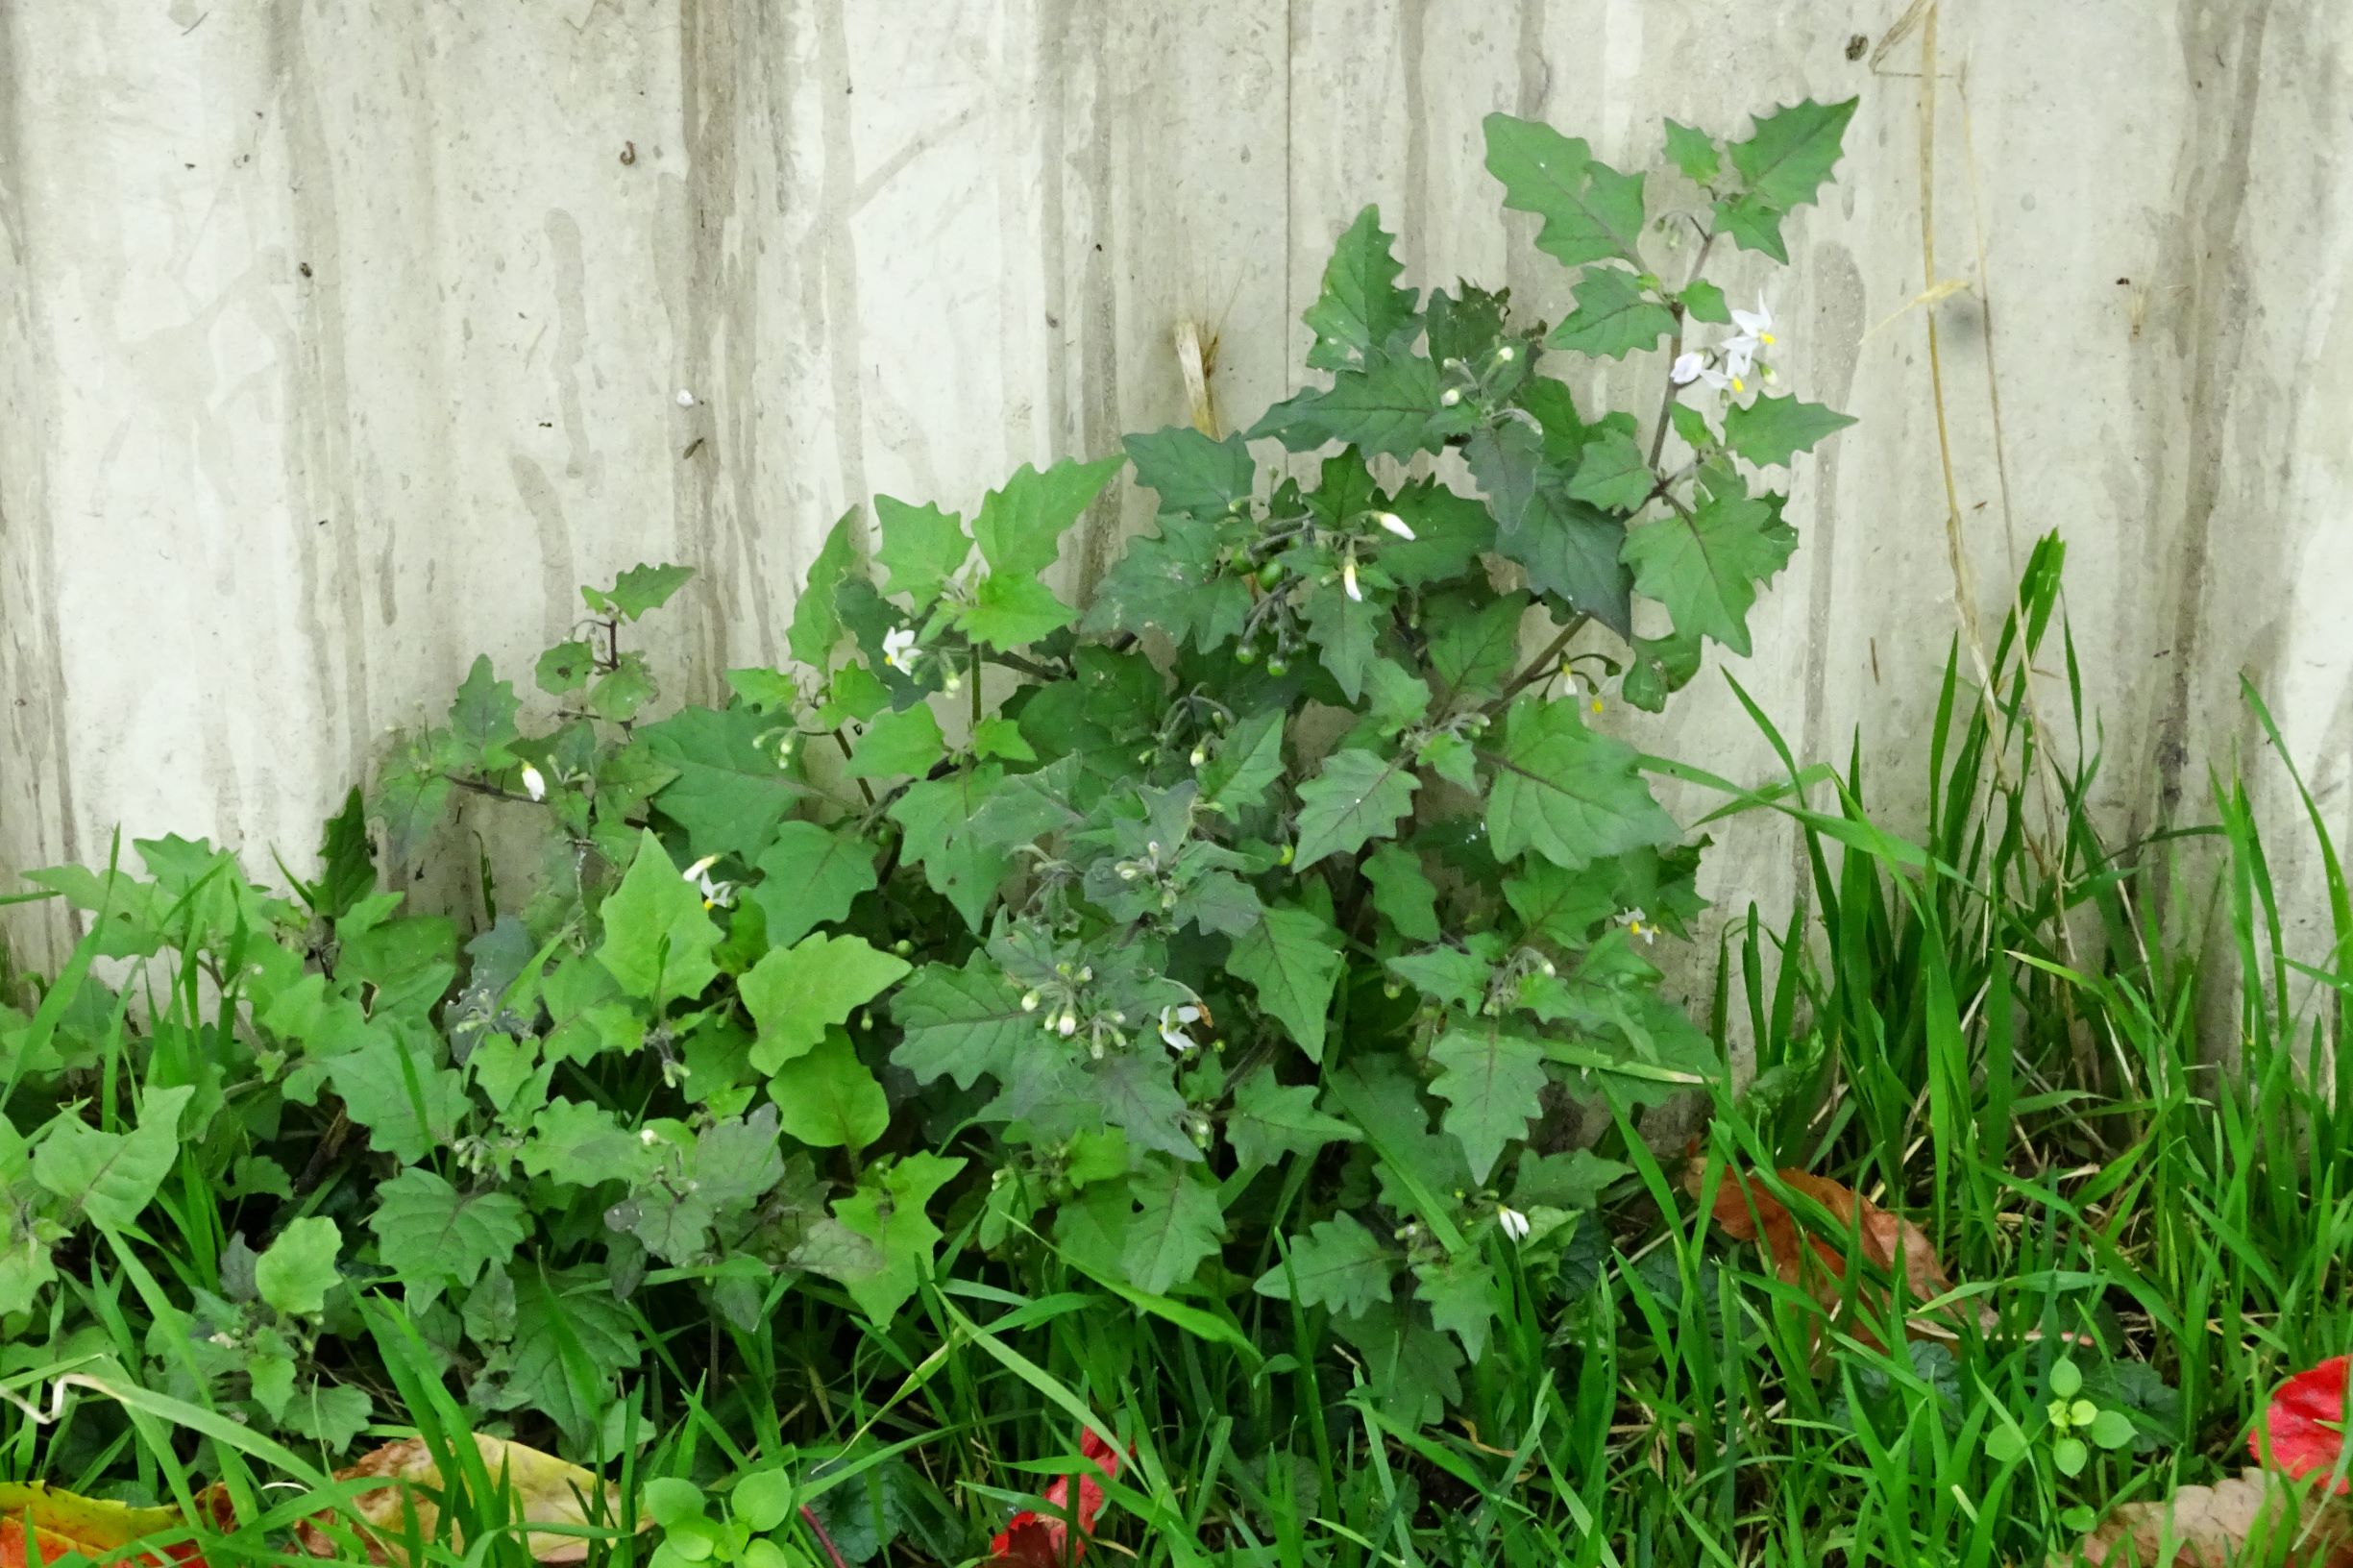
[1721,393,1857,469]
[1728,97,1857,212]
[1124,426,1257,519]
[1484,697,1678,869]
[1230,904,1344,1062]
[1363,845,1442,943]
[1620,492,1798,656]
[1547,268,1677,358]
[787,509,863,670]
[1428,1021,1548,1181]
[1483,114,1646,268]
[1119,1161,1225,1293]
[845,702,946,778]
[641,705,806,862]
[1292,748,1419,869]
[1082,515,1250,649]
[1227,1067,1361,1170]
[1252,1213,1391,1318]
[1304,205,1421,370]
[1566,429,1656,512]
[891,958,1033,1090]
[586,562,695,622]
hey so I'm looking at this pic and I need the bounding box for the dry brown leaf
[1685,1159,1985,1350]
[293,1433,644,1567]
[2068,1470,2353,1567]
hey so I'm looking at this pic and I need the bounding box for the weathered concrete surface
[3,0,2349,976]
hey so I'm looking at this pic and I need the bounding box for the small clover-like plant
[1987,1357,2140,1531]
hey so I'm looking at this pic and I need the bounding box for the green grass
[7,532,2350,1568]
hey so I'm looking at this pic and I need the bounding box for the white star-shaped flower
[519,762,547,801]
[1158,1003,1203,1053]
[1725,297,1777,377]
[882,625,920,674]
[1498,1206,1532,1241]
[681,853,735,910]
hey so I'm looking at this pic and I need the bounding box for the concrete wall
[4,0,2349,972]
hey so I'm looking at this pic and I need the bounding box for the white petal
[1670,352,1706,385]
[519,763,547,801]
[1375,511,1416,540]
[683,854,722,882]
[675,389,698,407]
[1343,557,1362,602]
[1730,301,1770,334]
[1723,340,1757,378]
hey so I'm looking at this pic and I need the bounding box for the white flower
[682,853,736,910]
[1373,510,1416,541]
[1342,553,1362,602]
[1725,297,1776,377]
[1618,907,1657,943]
[639,1127,661,1146]
[1158,1003,1202,1053]
[675,388,697,407]
[882,625,920,674]
[519,762,547,801]
[1671,351,1730,393]
[1498,1206,1532,1241]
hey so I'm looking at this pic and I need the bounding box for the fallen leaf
[2258,1357,2353,1493]
[1685,1158,1983,1350]
[293,1433,642,1566]
[986,1428,1125,1568]
[2067,1470,2353,1567]
[0,1483,207,1568]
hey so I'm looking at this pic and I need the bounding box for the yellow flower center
[1759,331,1777,345]
[1730,376,1746,393]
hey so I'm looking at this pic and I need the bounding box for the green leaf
[2050,1358,2084,1398]
[1124,426,1257,519]
[2089,1408,2137,1450]
[963,571,1077,649]
[1679,280,1731,325]
[1495,487,1633,640]
[597,829,722,1006]
[449,655,521,768]
[1566,429,1656,512]
[1082,515,1251,650]
[1504,859,1613,944]
[1252,1214,1391,1318]
[366,1168,529,1298]
[1728,97,1857,213]
[1668,401,1717,455]
[1711,193,1790,264]
[1227,1067,1361,1171]
[1301,583,1385,702]
[888,959,1035,1091]
[1251,351,1456,459]
[1547,268,1677,358]
[889,770,1009,931]
[972,455,1126,577]
[33,1083,192,1228]
[796,1151,965,1325]
[787,508,862,670]
[749,822,878,947]
[2053,1436,2089,1478]
[846,702,946,778]
[586,562,696,622]
[1198,711,1287,816]
[1304,205,1421,370]
[254,1216,342,1316]
[590,654,657,723]
[1482,114,1646,268]
[1721,393,1857,469]
[1428,1022,1548,1182]
[1119,1160,1225,1293]
[1363,845,1441,943]
[1230,904,1345,1063]
[741,933,912,1073]
[1662,118,1719,184]
[733,1471,796,1534]
[1620,492,1798,656]
[1336,1298,1463,1427]
[1425,591,1526,706]
[1414,1251,1499,1363]
[1985,1424,2026,1464]
[374,761,453,869]
[770,1030,890,1150]
[328,1032,469,1164]
[502,1266,643,1445]
[873,496,969,604]
[1512,1147,1632,1209]
[1292,748,1419,869]
[641,705,806,862]
[972,716,1036,761]
[1484,697,1679,870]
[536,640,596,696]
[1382,479,1498,586]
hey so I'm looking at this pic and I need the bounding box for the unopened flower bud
[1021,990,1042,1011]
[1440,387,1463,407]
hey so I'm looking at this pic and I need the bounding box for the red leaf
[2256,1356,2353,1492]
[985,1428,1126,1568]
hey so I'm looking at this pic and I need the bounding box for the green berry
[1265,655,1289,677]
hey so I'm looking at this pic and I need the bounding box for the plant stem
[1647,226,1719,470]
[1487,615,1590,715]
[799,1506,851,1568]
